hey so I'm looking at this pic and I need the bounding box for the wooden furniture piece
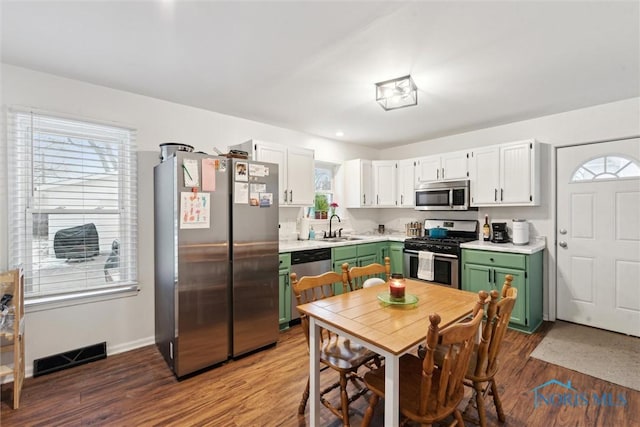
[462,247,542,333]
[0,268,25,409]
[463,275,518,427]
[291,271,379,426]
[331,243,378,294]
[343,256,391,291]
[296,279,480,427]
[362,294,486,426]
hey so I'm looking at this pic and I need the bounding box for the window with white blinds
[7,109,138,302]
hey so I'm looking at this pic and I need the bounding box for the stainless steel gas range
[403,219,478,289]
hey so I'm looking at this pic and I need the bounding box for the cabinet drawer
[463,249,526,270]
[356,243,378,257]
[332,245,357,261]
[279,253,291,269]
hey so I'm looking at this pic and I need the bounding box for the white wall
[0,64,376,375]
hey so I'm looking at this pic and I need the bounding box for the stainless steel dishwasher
[289,247,332,322]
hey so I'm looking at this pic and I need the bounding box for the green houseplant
[314,194,329,219]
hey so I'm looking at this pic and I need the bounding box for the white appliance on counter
[512,219,530,245]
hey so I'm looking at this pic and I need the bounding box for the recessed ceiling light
[335,131,344,137]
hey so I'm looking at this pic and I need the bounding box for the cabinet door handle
[500,188,504,201]
[289,190,293,203]
[284,190,288,203]
[285,275,289,288]
[437,169,439,180]
[377,195,379,205]
[401,194,404,204]
[488,269,491,284]
[494,188,497,201]
[442,167,445,179]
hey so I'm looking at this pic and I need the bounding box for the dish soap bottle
[483,215,491,241]
[309,225,315,240]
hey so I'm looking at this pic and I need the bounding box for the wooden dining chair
[461,274,518,427]
[291,271,379,427]
[343,256,391,292]
[361,291,488,427]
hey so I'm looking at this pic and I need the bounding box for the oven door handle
[404,249,458,259]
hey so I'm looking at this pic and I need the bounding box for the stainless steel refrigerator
[154,152,279,378]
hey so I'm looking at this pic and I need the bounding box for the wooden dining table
[296,279,480,427]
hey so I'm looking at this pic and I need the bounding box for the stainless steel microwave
[414,180,471,211]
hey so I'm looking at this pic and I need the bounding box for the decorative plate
[377,292,419,306]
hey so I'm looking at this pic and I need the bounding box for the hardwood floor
[2,322,639,426]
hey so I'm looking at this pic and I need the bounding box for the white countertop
[279,234,406,253]
[460,238,546,254]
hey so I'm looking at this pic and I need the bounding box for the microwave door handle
[449,189,454,208]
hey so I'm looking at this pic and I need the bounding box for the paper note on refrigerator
[249,163,268,177]
[234,182,249,204]
[202,158,216,191]
[180,192,210,229]
[182,158,199,187]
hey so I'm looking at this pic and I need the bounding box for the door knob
[559,241,568,248]
[559,229,567,235]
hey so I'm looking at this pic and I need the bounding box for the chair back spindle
[344,257,391,292]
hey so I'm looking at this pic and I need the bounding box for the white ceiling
[2,1,639,148]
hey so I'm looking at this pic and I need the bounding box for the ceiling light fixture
[335,131,344,137]
[375,75,418,111]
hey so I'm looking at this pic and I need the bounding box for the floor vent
[33,342,107,377]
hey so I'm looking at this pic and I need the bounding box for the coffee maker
[491,222,510,243]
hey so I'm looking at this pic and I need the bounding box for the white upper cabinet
[469,139,540,206]
[372,160,396,207]
[284,147,316,206]
[441,151,469,181]
[396,159,415,207]
[415,155,441,183]
[232,140,315,206]
[415,150,468,183]
[344,159,374,208]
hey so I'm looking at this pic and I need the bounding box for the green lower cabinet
[462,249,543,334]
[377,242,390,265]
[494,268,526,327]
[279,253,291,329]
[358,254,377,267]
[332,245,358,295]
[389,242,404,275]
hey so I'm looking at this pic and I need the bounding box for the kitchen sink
[323,236,363,242]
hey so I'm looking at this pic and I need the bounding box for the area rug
[530,321,640,391]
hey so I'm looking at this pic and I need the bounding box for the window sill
[25,284,140,313]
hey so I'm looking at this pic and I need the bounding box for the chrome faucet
[328,214,341,238]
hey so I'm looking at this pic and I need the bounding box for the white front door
[556,138,640,336]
